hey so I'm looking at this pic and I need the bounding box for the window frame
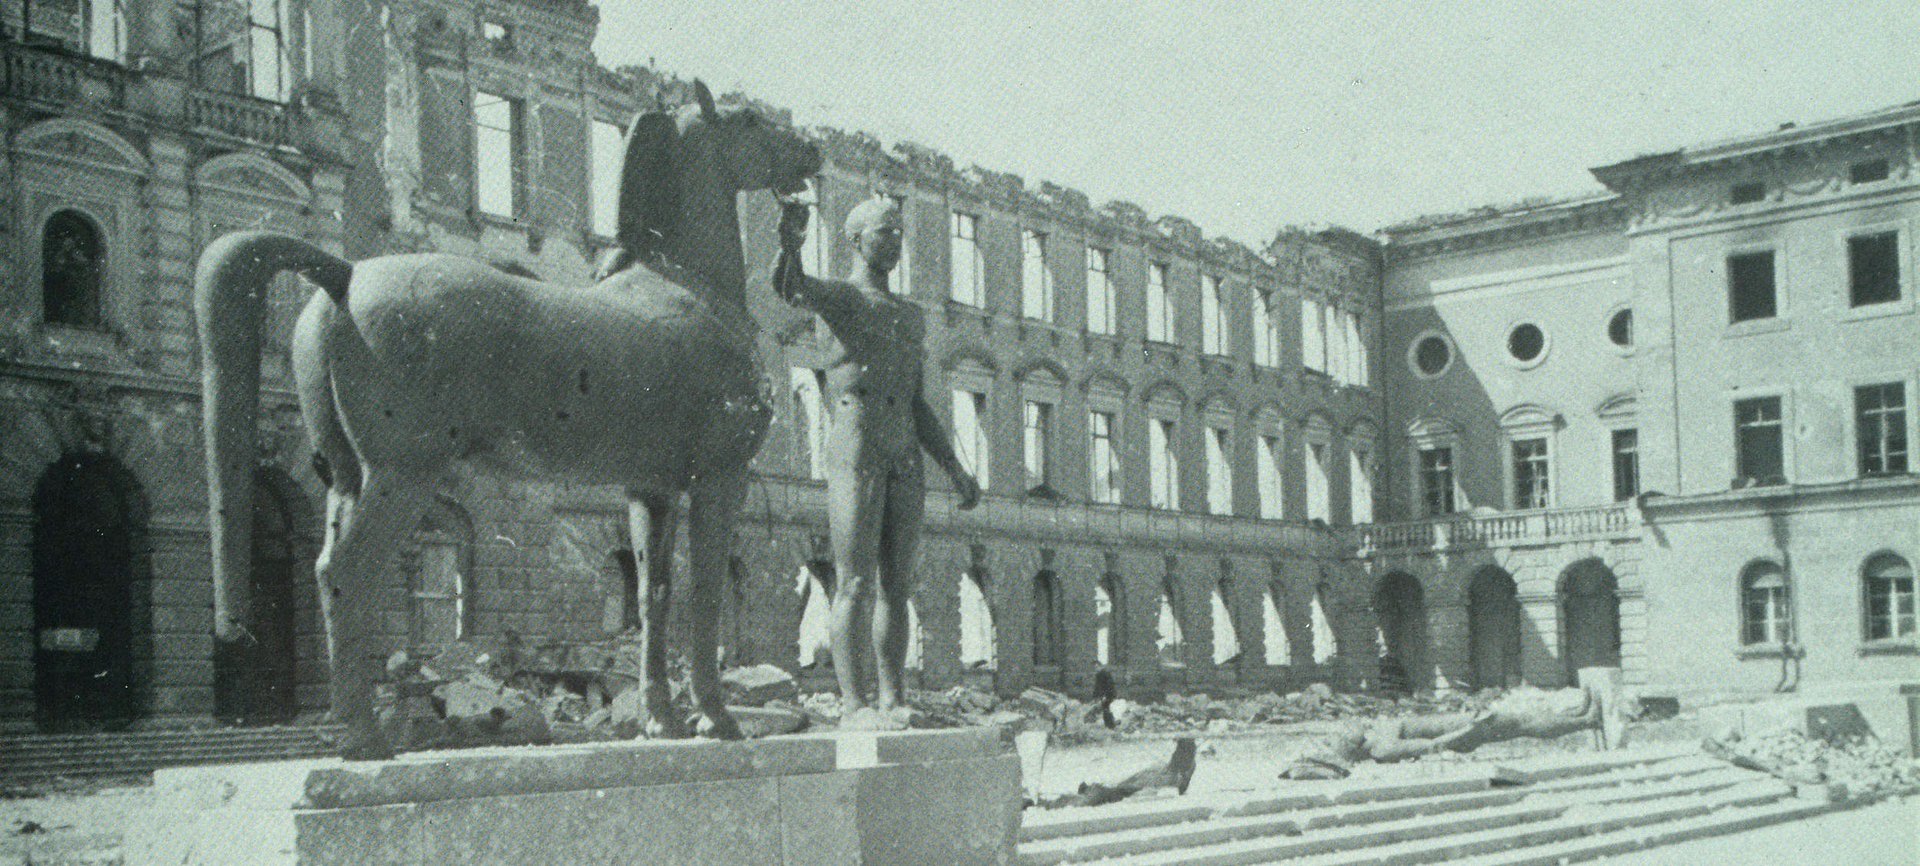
[1611,427,1641,502]
[1202,274,1230,357]
[1861,552,1917,644]
[949,209,984,307]
[1840,222,1912,318]
[1853,380,1910,477]
[1021,228,1053,322]
[1146,260,1174,344]
[1737,560,1793,648]
[472,87,525,221]
[1732,393,1788,487]
[1724,245,1783,328]
[1085,244,1116,335]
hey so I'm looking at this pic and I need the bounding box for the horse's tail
[195,231,351,644]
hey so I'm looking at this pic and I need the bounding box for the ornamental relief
[1627,155,1913,229]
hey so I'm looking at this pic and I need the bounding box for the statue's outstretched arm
[914,394,980,509]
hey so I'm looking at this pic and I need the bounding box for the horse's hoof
[696,714,744,741]
[644,717,690,740]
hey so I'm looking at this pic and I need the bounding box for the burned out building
[1,0,1912,734]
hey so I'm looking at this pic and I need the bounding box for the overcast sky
[595,1,1920,244]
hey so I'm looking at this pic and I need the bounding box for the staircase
[1019,747,1854,865]
[0,725,339,789]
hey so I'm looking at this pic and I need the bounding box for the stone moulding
[126,727,1021,866]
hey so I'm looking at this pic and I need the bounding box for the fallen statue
[1283,675,1631,780]
[1033,738,1198,809]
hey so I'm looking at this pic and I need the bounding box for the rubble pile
[1704,728,1920,798]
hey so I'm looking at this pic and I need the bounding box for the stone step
[1022,788,1537,865]
[1526,768,1759,810]
[1452,791,1833,866]
[1020,775,1493,843]
[1511,755,1729,796]
[1487,744,1693,785]
[1073,800,1572,866]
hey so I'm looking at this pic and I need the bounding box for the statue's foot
[643,715,691,740]
[695,712,744,741]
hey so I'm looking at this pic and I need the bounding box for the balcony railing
[1350,502,1639,553]
[187,88,290,146]
[2,41,128,109]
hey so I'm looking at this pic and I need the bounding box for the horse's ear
[693,79,718,121]
[616,111,678,259]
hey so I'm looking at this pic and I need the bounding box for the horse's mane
[616,109,683,264]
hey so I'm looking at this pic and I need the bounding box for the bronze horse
[196,81,821,758]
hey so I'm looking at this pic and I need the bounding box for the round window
[1411,334,1452,378]
[1507,323,1546,364]
[1607,308,1633,348]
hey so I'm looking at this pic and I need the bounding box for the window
[1032,570,1062,666]
[473,90,523,218]
[1150,418,1180,510]
[1734,396,1785,486]
[1305,442,1331,522]
[957,570,995,669]
[949,211,983,306]
[1211,579,1241,666]
[1252,291,1281,367]
[1612,429,1640,502]
[11,0,124,58]
[1729,182,1766,205]
[1608,308,1633,348]
[1203,275,1229,355]
[1349,448,1374,523]
[1146,262,1173,342]
[1301,297,1324,372]
[1856,383,1908,476]
[1085,246,1116,334]
[1257,435,1284,519]
[789,368,829,480]
[1727,250,1777,323]
[1262,582,1290,665]
[42,211,105,328]
[1326,307,1347,383]
[590,119,626,238]
[244,0,292,101]
[1023,400,1053,494]
[1863,554,1916,641]
[951,389,990,491]
[408,504,471,652]
[888,195,912,294]
[481,19,513,52]
[1205,427,1233,515]
[1156,576,1185,667]
[1507,323,1546,364]
[1419,446,1456,516]
[1310,583,1337,664]
[1021,230,1052,321]
[1345,312,1367,386]
[1848,231,1901,307]
[1511,437,1551,509]
[1089,410,1121,504]
[1094,578,1117,665]
[1739,561,1791,646]
[1850,160,1891,184]
[1411,332,1452,378]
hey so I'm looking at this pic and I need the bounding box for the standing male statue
[775,195,981,728]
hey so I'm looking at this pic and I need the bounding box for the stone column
[1425,602,1470,693]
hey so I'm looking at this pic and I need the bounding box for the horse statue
[194,80,822,759]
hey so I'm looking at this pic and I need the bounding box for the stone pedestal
[126,727,1022,865]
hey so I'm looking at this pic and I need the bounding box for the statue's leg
[626,491,685,739]
[315,468,430,760]
[686,474,747,740]
[827,468,884,712]
[872,462,925,711]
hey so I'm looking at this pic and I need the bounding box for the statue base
[125,727,1021,865]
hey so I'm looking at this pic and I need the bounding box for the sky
[595,1,1920,244]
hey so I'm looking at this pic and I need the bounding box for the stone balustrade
[1350,502,1640,554]
[186,88,291,146]
[2,41,128,109]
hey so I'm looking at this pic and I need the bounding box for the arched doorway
[1560,559,1621,681]
[215,472,302,725]
[1372,573,1428,695]
[32,454,146,730]
[1467,567,1522,689]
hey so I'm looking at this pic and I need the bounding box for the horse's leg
[686,473,747,740]
[627,490,686,739]
[314,468,430,760]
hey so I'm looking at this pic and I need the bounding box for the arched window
[958,569,995,670]
[1310,583,1338,664]
[1210,577,1241,666]
[1263,581,1290,665]
[407,499,473,653]
[1156,575,1185,668]
[1863,554,1916,641]
[43,211,106,328]
[1096,572,1126,667]
[1739,561,1791,646]
[795,562,833,668]
[1032,569,1062,666]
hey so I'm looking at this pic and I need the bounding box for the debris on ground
[1703,728,1920,798]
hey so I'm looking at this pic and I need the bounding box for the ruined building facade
[1,0,1913,732]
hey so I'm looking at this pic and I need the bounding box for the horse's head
[613,80,821,270]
